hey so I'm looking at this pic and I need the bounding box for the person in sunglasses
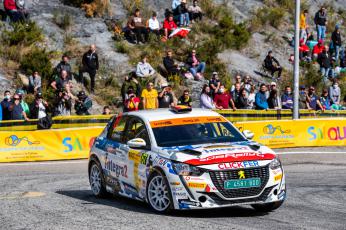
[9,94,29,121]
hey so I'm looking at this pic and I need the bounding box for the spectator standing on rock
[317,45,334,81]
[281,86,294,109]
[1,91,12,120]
[331,25,342,62]
[75,91,92,115]
[79,44,99,94]
[28,71,42,94]
[213,84,235,110]
[29,92,48,119]
[186,49,206,80]
[124,88,140,112]
[200,84,215,109]
[314,7,327,41]
[9,94,29,121]
[127,9,148,44]
[178,89,192,107]
[55,55,72,80]
[163,14,178,40]
[148,12,161,40]
[300,9,309,44]
[255,84,268,110]
[209,72,221,97]
[188,0,203,23]
[264,51,282,79]
[53,90,72,116]
[141,82,158,110]
[163,50,180,76]
[329,80,341,105]
[158,84,175,108]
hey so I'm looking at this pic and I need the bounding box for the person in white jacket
[200,84,216,109]
[136,55,167,88]
[148,12,161,40]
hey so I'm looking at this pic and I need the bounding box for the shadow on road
[56,189,269,218]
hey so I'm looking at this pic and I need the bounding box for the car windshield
[152,122,247,147]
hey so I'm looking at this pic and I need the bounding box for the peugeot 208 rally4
[88,108,286,212]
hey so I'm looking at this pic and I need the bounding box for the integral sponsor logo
[173,192,188,199]
[218,161,259,169]
[308,126,346,141]
[238,170,246,179]
[153,156,168,166]
[5,135,40,146]
[184,176,204,181]
[170,182,181,186]
[203,146,248,153]
[260,124,294,140]
[140,153,149,165]
[105,160,128,178]
[187,182,206,189]
[199,152,264,162]
[178,199,202,207]
[152,121,173,127]
[171,186,184,191]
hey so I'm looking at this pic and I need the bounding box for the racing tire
[89,160,108,198]
[251,200,284,212]
[146,170,173,213]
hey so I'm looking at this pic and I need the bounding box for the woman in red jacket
[4,0,28,22]
[163,14,177,40]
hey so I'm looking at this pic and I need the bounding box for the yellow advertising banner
[0,127,104,163]
[234,119,346,148]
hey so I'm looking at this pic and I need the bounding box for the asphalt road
[0,147,345,230]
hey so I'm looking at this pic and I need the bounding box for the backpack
[16,0,25,9]
[37,115,53,130]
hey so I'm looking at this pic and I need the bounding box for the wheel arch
[88,154,102,177]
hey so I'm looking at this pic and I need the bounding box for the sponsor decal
[173,191,188,199]
[259,124,294,141]
[274,174,282,182]
[153,156,168,166]
[140,153,149,165]
[122,182,140,199]
[263,125,290,135]
[185,152,275,165]
[178,199,201,208]
[171,187,184,191]
[308,126,346,141]
[238,170,245,179]
[128,149,141,163]
[187,182,206,189]
[105,160,128,178]
[166,162,177,175]
[184,176,204,181]
[170,182,181,186]
[272,168,282,175]
[218,161,259,169]
[150,116,227,128]
[203,146,249,153]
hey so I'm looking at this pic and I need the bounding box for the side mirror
[243,130,254,140]
[127,138,147,149]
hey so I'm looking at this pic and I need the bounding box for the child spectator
[188,0,203,22]
[127,9,148,44]
[200,85,215,109]
[213,84,235,110]
[178,90,192,107]
[331,25,342,61]
[28,71,42,94]
[102,106,111,115]
[186,49,206,80]
[141,82,158,110]
[255,84,268,110]
[314,7,327,41]
[163,14,178,40]
[75,91,92,115]
[209,72,221,97]
[158,84,175,108]
[9,93,29,121]
[264,51,282,79]
[281,86,294,109]
[1,90,12,120]
[79,44,99,93]
[125,89,140,112]
[329,80,341,105]
[320,89,331,110]
[148,12,161,40]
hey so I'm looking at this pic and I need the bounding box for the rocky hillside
[0,0,346,113]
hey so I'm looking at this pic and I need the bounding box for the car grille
[209,166,270,199]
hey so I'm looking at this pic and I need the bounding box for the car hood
[157,142,276,166]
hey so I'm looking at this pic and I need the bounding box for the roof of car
[127,108,221,122]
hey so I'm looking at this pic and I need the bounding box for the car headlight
[172,163,204,176]
[269,156,282,170]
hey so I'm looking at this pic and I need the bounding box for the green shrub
[115,41,131,54]
[2,21,43,46]
[251,7,285,30]
[53,11,73,30]
[20,48,53,79]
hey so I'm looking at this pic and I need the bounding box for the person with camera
[30,93,48,119]
[124,88,140,112]
[75,91,93,115]
[121,73,141,103]
[54,90,72,116]
[158,84,175,108]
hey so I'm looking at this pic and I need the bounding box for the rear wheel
[251,200,284,212]
[146,171,173,213]
[89,161,108,198]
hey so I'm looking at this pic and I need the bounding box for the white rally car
[88,107,286,213]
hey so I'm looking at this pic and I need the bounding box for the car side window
[108,116,128,143]
[125,118,151,149]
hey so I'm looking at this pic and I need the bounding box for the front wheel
[89,161,108,198]
[251,200,284,212]
[146,171,173,213]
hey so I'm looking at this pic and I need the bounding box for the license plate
[224,178,261,189]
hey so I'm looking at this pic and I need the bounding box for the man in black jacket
[264,51,282,79]
[331,25,342,61]
[79,44,99,93]
[163,50,180,76]
[55,55,72,80]
[317,45,334,81]
[314,7,327,41]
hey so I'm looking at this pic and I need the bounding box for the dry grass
[82,0,111,17]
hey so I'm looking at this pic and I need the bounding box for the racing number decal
[140,153,149,165]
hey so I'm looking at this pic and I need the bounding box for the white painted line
[0,160,87,167]
[277,151,346,155]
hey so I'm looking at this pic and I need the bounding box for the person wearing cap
[317,45,334,81]
[178,89,192,107]
[75,91,93,115]
[314,7,327,41]
[158,84,175,108]
[16,89,30,117]
[79,44,99,93]
[1,90,12,120]
[329,79,341,105]
[124,88,140,112]
[281,86,294,109]
[307,86,324,111]
[9,93,29,121]
[148,12,161,40]
[55,55,72,80]
[209,72,221,97]
[300,9,309,44]
[312,39,325,60]
[30,93,48,119]
[188,0,203,23]
[53,90,72,116]
[141,82,158,110]
[331,25,342,61]
[28,71,42,94]
[299,85,309,109]
[264,51,282,79]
